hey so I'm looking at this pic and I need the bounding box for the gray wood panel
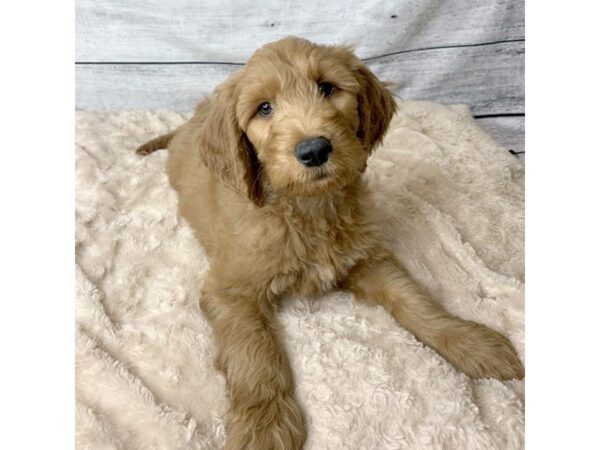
[76,41,523,114]
[76,0,524,62]
[76,63,235,110]
[368,41,524,114]
[476,116,524,153]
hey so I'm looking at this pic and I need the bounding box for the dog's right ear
[195,74,263,205]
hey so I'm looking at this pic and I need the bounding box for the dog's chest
[268,204,374,297]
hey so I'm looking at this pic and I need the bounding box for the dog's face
[196,37,396,203]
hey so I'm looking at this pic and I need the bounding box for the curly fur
[136,37,524,450]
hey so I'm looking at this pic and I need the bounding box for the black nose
[295,137,332,167]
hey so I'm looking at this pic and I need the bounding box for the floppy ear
[355,64,397,153]
[195,78,263,205]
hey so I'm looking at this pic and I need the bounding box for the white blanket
[75,101,525,450]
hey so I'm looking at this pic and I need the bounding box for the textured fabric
[75,101,524,450]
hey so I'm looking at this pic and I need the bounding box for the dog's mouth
[309,168,331,181]
[287,163,357,197]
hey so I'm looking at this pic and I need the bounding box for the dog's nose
[295,137,332,167]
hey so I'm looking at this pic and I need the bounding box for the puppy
[137,36,524,450]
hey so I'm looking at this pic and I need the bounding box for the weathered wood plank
[75,63,235,110]
[368,41,524,115]
[76,0,524,62]
[76,41,523,115]
[475,116,524,153]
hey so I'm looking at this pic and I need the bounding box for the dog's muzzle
[295,137,332,167]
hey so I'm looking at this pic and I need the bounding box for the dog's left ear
[354,64,397,153]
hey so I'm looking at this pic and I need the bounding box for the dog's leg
[343,252,524,380]
[200,285,306,450]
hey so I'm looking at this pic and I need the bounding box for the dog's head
[196,36,396,204]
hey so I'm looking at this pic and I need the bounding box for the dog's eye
[257,102,273,117]
[318,82,336,98]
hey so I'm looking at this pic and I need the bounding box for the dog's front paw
[224,392,306,450]
[434,321,524,380]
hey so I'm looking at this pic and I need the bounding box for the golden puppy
[137,36,524,450]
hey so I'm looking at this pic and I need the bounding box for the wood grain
[76,41,523,114]
[76,0,524,62]
[476,116,524,153]
[368,41,524,114]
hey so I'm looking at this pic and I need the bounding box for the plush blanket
[75,101,525,450]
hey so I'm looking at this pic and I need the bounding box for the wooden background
[75,0,524,152]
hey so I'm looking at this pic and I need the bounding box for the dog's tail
[136,129,178,156]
